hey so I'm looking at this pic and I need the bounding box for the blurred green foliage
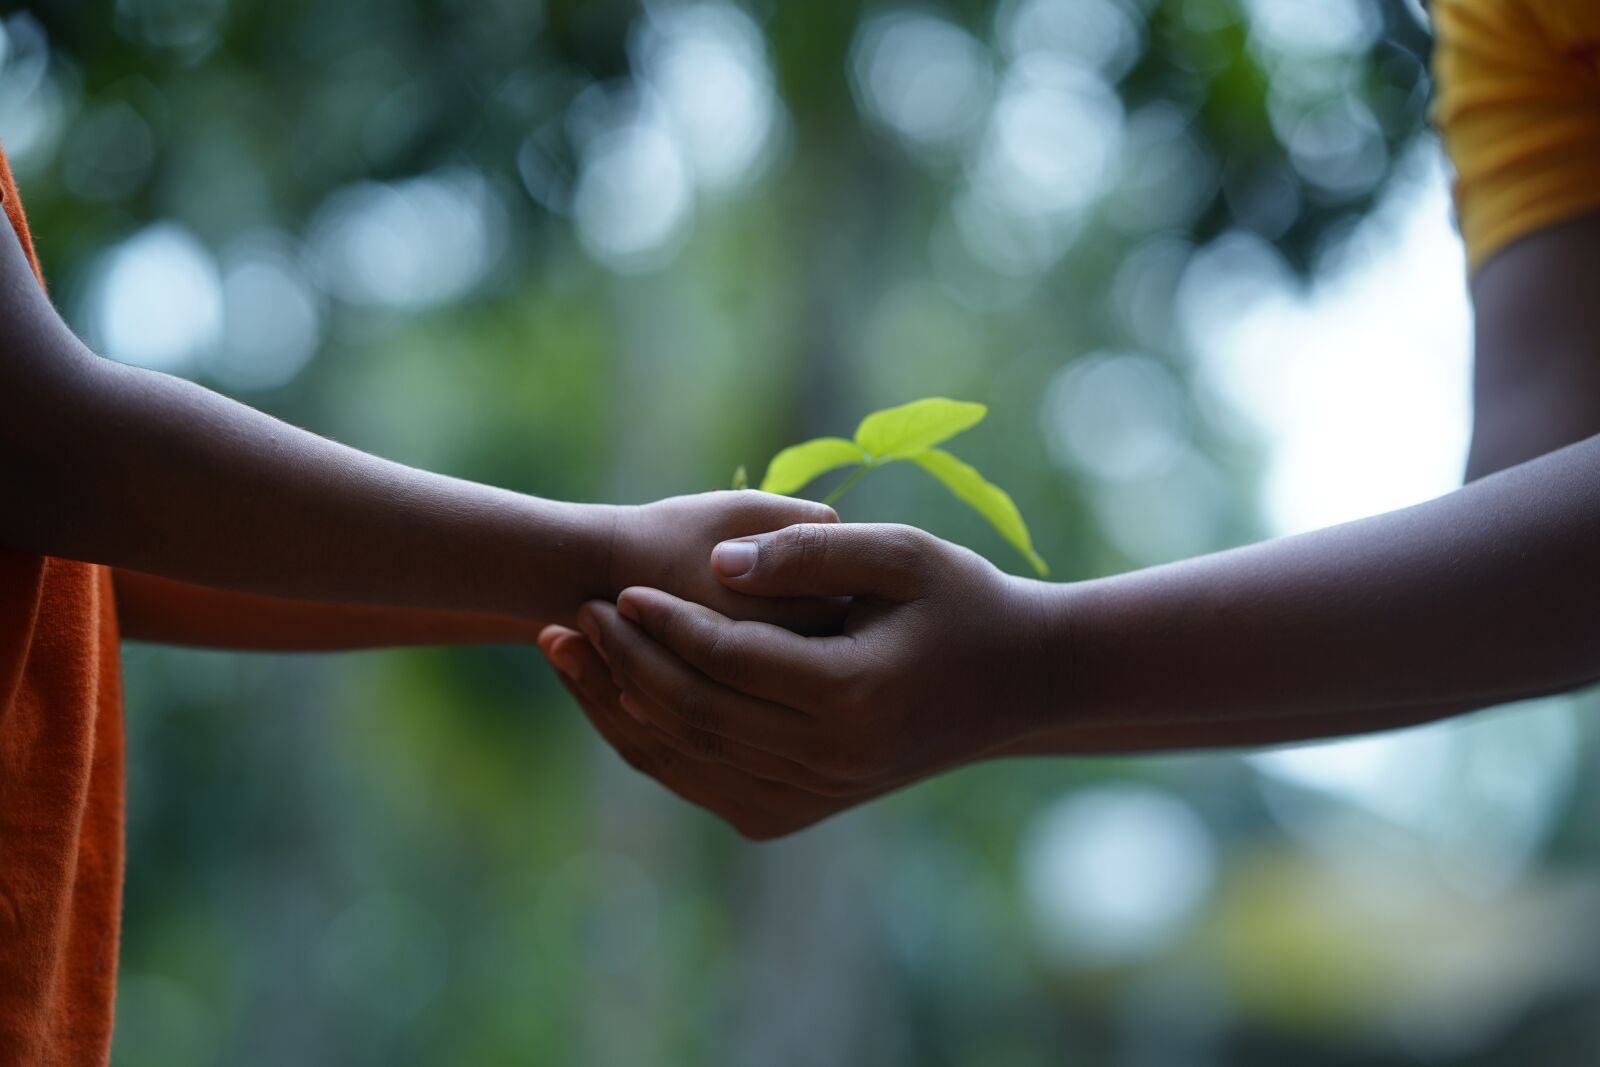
[8,0,1600,1064]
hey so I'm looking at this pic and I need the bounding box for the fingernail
[618,693,644,721]
[617,594,641,623]
[712,540,758,578]
[576,610,606,659]
[549,639,584,683]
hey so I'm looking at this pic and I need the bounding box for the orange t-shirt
[0,146,125,1065]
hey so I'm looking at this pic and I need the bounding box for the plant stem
[822,464,870,507]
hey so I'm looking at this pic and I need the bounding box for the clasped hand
[541,515,1058,840]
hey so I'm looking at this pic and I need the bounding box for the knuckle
[688,729,725,761]
[783,522,831,580]
[640,715,693,757]
[806,500,840,524]
[809,654,857,701]
[832,664,880,718]
[880,524,932,580]
[673,687,718,734]
[701,627,746,686]
[665,603,705,652]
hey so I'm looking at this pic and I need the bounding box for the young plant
[741,397,1048,576]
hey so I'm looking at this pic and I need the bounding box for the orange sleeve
[111,569,542,650]
[1430,0,1600,272]
[0,144,125,1066]
[0,149,46,291]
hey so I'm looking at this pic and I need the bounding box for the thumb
[710,522,930,600]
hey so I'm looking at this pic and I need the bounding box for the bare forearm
[114,570,543,650]
[2,336,613,625]
[1027,432,1600,743]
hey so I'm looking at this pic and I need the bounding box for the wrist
[599,502,647,596]
[991,574,1081,751]
[509,498,627,624]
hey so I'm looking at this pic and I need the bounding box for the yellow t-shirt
[1431,0,1600,271]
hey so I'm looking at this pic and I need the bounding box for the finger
[714,592,850,638]
[586,672,883,840]
[566,663,812,840]
[543,631,750,809]
[584,639,923,836]
[537,625,570,654]
[710,493,846,636]
[710,522,931,600]
[540,629,618,716]
[543,622,871,832]
[579,600,820,758]
[578,612,861,792]
[540,620,585,662]
[721,489,840,532]
[613,691,856,794]
[615,587,858,708]
[547,621,774,780]
[588,693,753,823]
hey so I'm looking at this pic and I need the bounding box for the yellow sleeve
[1431,0,1600,272]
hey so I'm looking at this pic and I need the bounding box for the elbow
[0,346,115,556]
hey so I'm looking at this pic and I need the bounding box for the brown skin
[545,210,1600,839]
[0,219,838,650]
[1465,212,1600,479]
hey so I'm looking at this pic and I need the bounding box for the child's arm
[0,224,836,631]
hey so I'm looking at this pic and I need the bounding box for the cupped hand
[608,491,843,634]
[554,523,1061,833]
[538,624,891,839]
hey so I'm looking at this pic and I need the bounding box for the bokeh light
[87,222,223,374]
[570,92,695,271]
[61,99,156,203]
[0,13,70,170]
[307,169,505,308]
[209,232,324,392]
[1020,786,1217,967]
[1185,144,1472,537]
[851,11,993,155]
[1043,352,1186,482]
[1252,697,1580,897]
[994,0,1145,81]
[637,1,782,195]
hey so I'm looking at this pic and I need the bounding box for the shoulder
[1431,0,1600,92]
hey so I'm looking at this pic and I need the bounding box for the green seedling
[739,397,1048,576]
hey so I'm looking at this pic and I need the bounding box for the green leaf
[913,448,1049,576]
[731,464,748,490]
[854,398,987,461]
[759,437,867,496]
